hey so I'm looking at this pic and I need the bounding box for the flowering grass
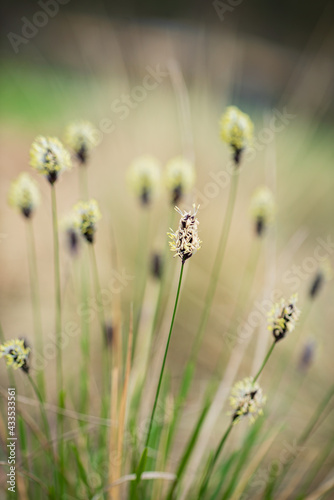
[1,44,334,500]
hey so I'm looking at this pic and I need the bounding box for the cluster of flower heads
[168,205,201,263]
[72,199,102,244]
[229,377,266,425]
[127,155,196,205]
[64,120,99,164]
[250,186,275,236]
[8,173,40,219]
[30,136,72,184]
[220,106,254,165]
[0,339,30,373]
[268,294,300,342]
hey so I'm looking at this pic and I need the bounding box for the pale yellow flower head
[64,120,99,164]
[73,199,102,244]
[30,136,72,184]
[8,173,40,218]
[0,339,30,373]
[164,156,196,204]
[250,186,275,236]
[268,294,300,342]
[127,155,161,205]
[168,205,201,263]
[229,377,266,425]
[220,106,253,164]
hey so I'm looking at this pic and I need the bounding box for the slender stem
[26,220,45,397]
[145,261,185,449]
[191,170,239,360]
[253,341,275,383]
[89,244,106,338]
[133,208,150,343]
[198,422,234,498]
[27,374,52,444]
[80,246,90,413]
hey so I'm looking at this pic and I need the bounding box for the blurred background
[1,0,334,496]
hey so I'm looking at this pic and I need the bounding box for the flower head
[73,199,101,244]
[220,106,253,165]
[30,136,72,184]
[250,186,275,236]
[309,259,333,299]
[268,294,300,342]
[64,120,99,164]
[0,339,30,373]
[60,212,81,255]
[8,173,40,218]
[164,157,196,204]
[127,155,161,205]
[229,377,266,424]
[168,205,201,263]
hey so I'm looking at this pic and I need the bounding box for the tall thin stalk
[145,261,185,449]
[26,220,45,397]
[89,244,106,338]
[253,341,276,383]
[191,170,239,360]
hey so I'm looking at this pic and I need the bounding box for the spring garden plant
[1,109,333,500]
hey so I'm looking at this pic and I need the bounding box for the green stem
[80,247,90,413]
[198,422,234,498]
[26,220,45,397]
[191,170,239,361]
[253,341,276,384]
[27,374,52,444]
[89,244,106,338]
[145,260,185,449]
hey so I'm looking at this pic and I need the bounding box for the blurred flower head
[0,338,30,373]
[60,212,81,256]
[309,259,333,299]
[8,172,40,219]
[64,120,99,164]
[168,205,201,263]
[220,106,254,165]
[164,156,196,204]
[151,252,163,280]
[127,155,161,205]
[229,377,266,425]
[73,199,102,244]
[268,294,300,342]
[298,339,316,372]
[250,186,275,236]
[30,136,72,185]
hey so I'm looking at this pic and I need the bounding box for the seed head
[127,155,161,205]
[229,377,266,425]
[0,338,31,373]
[250,186,275,236]
[64,120,99,164]
[8,173,40,219]
[60,212,81,255]
[164,156,196,204]
[268,294,300,342]
[298,339,316,372]
[220,106,253,165]
[168,205,201,263]
[309,259,332,299]
[73,199,102,244]
[30,136,72,184]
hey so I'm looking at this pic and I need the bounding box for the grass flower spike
[61,212,81,255]
[220,106,254,164]
[168,205,201,262]
[268,293,300,342]
[74,199,101,243]
[127,155,161,205]
[309,259,333,299]
[30,136,72,184]
[64,120,98,164]
[0,338,30,373]
[164,156,196,204]
[8,172,40,218]
[230,377,266,424]
[250,186,275,236]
